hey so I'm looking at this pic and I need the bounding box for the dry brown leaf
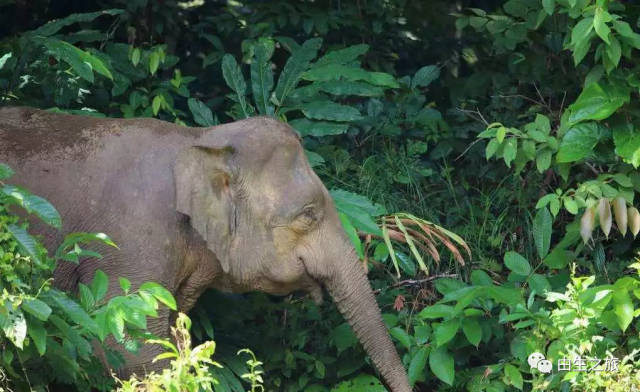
[598,198,612,238]
[629,207,640,238]
[613,197,628,236]
[580,207,595,244]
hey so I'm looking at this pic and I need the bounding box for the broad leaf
[222,54,249,118]
[314,44,369,67]
[301,101,362,122]
[7,224,43,265]
[504,251,532,276]
[412,65,440,88]
[2,185,62,228]
[557,122,607,162]
[408,347,428,386]
[289,118,349,137]
[429,346,455,385]
[250,39,275,115]
[568,82,629,124]
[461,318,482,347]
[0,163,14,180]
[22,298,52,321]
[533,207,552,259]
[435,319,460,346]
[274,38,322,104]
[140,282,177,310]
[29,9,124,37]
[188,98,216,126]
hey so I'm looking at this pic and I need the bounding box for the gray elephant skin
[0,107,411,392]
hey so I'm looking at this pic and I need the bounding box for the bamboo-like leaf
[250,39,275,115]
[382,221,400,278]
[628,207,640,237]
[394,215,428,274]
[598,198,612,238]
[221,54,249,118]
[581,207,595,244]
[613,196,627,236]
[274,38,322,105]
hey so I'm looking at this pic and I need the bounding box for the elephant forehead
[251,149,322,213]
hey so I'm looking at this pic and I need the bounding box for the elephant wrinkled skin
[0,107,411,392]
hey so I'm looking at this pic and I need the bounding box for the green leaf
[188,98,215,126]
[557,122,607,162]
[593,7,611,44]
[36,37,113,81]
[29,9,124,37]
[613,289,633,331]
[419,304,455,319]
[91,269,109,302]
[303,64,398,88]
[274,38,322,104]
[151,95,163,116]
[331,323,357,353]
[289,119,349,137]
[0,52,11,71]
[7,224,42,265]
[542,0,555,15]
[78,283,95,310]
[22,298,52,321]
[0,163,14,180]
[504,251,531,276]
[251,39,275,115]
[149,52,160,75]
[408,347,428,387]
[533,208,552,259]
[140,282,177,311]
[314,44,369,67]
[330,189,385,226]
[2,185,62,228]
[503,138,517,167]
[390,327,413,349]
[486,139,499,159]
[338,212,363,259]
[568,82,629,124]
[301,101,362,122]
[435,319,460,346]
[612,124,640,167]
[571,17,594,47]
[27,320,47,355]
[330,374,386,392]
[529,274,551,295]
[504,364,524,390]
[46,290,99,335]
[316,80,384,97]
[536,149,552,173]
[119,277,131,294]
[461,318,482,347]
[412,65,440,88]
[0,308,27,349]
[429,346,455,385]
[222,54,249,118]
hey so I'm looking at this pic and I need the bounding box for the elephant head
[174,116,411,392]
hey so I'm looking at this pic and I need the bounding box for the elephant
[0,107,412,392]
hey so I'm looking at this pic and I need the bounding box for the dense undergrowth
[2,0,640,390]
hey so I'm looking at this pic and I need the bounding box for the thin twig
[456,107,489,126]
[373,273,459,294]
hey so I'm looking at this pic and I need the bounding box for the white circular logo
[537,359,553,373]
[528,352,545,368]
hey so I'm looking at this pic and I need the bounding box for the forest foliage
[2,0,640,391]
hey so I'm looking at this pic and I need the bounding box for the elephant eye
[294,205,318,228]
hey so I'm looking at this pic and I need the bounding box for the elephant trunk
[324,248,411,392]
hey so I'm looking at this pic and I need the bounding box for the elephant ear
[174,145,237,273]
